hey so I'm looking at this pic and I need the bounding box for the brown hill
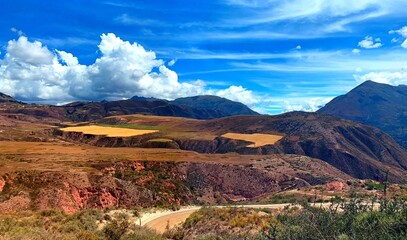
[0,93,20,103]
[318,80,407,149]
[192,112,407,182]
[0,94,259,122]
[60,99,233,121]
[171,95,259,116]
[61,112,407,182]
[0,141,352,213]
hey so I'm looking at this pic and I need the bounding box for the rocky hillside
[0,156,352,213]
[193,112,407,182]
[57,112,407,183]
[318,80,407,149]
[0,93,21,103]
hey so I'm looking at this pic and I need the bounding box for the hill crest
[318,80,407,148]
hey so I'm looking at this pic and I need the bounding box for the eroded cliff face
[0,157,351,214]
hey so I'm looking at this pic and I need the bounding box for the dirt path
[141,203,331,234]
[143,209,199,233]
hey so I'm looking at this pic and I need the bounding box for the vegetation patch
[0,209,164,240]
[365,180,385,190]
[167,197,407,240]
[222,133,283,147]
[164,207,271,239]
[59,125,159,137]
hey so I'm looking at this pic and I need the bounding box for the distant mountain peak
[130,96,162,101]
[319,81,407,149]
[356,80,392,89]
[171,95,259,116]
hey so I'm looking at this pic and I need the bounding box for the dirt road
[141,203,332,234]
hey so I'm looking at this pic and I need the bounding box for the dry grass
[0,141,266,175]
[99,114,217,140]
[222,133,283,147]
[59,125,158,137]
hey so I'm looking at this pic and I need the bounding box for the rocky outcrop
[0,156,352,213]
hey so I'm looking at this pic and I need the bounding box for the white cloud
[224,0,275,8]
[295,45,302,50]
[283,97,333,112]
[389,26,407,49]
[10,27,24,36]
[0,33,259,107]
[222,0,403,32]
[358,36,382,49]
[214,85,259,106]
[354,70,407,86]
[56,50,79,66]
[391,38,399,43]
[352,48,361,54]
[5,36,55,65]
[168,59,177,66]
[114,14,166,26]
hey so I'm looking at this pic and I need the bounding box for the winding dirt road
[140,203,332,234]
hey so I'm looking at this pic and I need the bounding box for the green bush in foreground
[0,209,163,240]
[262,197,407,240]
[165,197,406,240]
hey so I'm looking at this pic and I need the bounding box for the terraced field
[59,125,159,137]
[222,133,283,147]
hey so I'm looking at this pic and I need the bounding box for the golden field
[0,141,264,175]
[59,125,159,137]
[222,133,283,147]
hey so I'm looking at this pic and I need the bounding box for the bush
[262,197,407,240]
[0,209,161,240]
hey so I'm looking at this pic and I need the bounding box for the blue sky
[1,0,407,114]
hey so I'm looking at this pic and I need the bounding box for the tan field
[0,141,266,175]
[59,125,158,137]
[222,133,283,147]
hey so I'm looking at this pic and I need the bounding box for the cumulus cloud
[358,36,382,49]
[283,97,333,112]
[0,33,258,107]
[214,85,259,106]
[354,69,407,86]
[6,36,54,65]
[389,26,407,49]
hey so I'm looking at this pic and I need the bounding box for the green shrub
[262,197,407,240]
[122,226,164,240]
[0,209,161,240]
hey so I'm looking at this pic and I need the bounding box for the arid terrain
[2,1,407,238]
[1,93,407,239]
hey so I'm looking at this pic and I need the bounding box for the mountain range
[0,94,259,122]
[62,95,259,121]
[1,83,407,183]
